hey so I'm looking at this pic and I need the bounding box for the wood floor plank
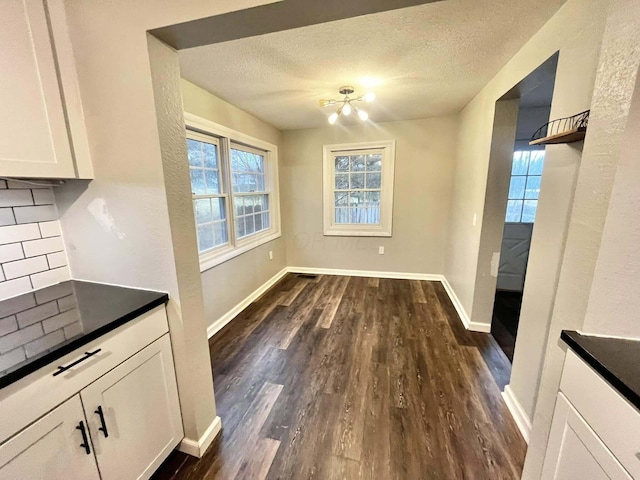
[152,275,526,480]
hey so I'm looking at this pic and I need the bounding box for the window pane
[366,154,382,171]
[350,191,364,206]
[365,191,380,206]
[335,174,349,190]
[204,170,220,194]
[350,173,364,189]
[335,208,349,224]
[197,224,214,252]
[350,155,365,171]
[234,196,244,216]
[522,200,538,223]
[254,213,264,231]
[528,151,545,175]
[262,212,270,230]
[213,221,228,245]
[335,192,349,206]
[335,156,349,172]
[187,139,202,167]
[255,174,265,192]
[350,207,366,223]
[194,199,212,224]
[236,218,246,238]
[512,151,529,175]
[212,198,226,221]
[508,176,526,199]
[245,215,255,236]
[365,207,380,224]
[366,172,381,189]
[506,200,523,222]
[190,169,205,195]
[203,143,218,169]
[525,176,541,199]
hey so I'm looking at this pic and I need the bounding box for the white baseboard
[440,276,491,333]
[207,267,288,338]
[502,385,532,443]
[178,415,222,457]
[288,266,443,281]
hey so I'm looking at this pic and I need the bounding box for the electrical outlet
[269,250,273,260]
[378,246,385,255]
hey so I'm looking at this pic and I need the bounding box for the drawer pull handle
[76,421,91,455]
[95,405,109,438]
[53,349,102,376]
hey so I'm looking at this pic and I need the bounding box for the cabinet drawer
[561,350,640,478]
[0,306,168,444]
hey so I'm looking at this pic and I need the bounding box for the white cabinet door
[81,334,183,480]
[0,0,76,178]
[542,393,631,480]
[0,395,100,480]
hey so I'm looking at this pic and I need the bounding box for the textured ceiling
[179,0,566,131]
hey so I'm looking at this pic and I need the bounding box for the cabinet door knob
[76,421,91,455]
[95,405,109,438]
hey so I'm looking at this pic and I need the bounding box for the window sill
[199,230,281,273]
[324,227,392,237]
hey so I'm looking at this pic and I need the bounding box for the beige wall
[180,79,287,330]
[58,0,276,450]
[281,117,458,274]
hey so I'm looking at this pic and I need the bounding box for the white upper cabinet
[0,0,93,179]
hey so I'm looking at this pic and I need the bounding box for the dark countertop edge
[0,293,168,390]
[561,330,640,411]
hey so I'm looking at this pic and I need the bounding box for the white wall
[57,0,276,450]
[281,116,458,274]
[522,0,640,477]
[180,79,287,331]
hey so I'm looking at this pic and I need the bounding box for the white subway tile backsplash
[39,221,61,238]
[0,186,70,301]
[34,282,72,304]
[14,205,57,224]
[0,244,23,264]
[0,315,18,337]
[23,237,63,258]
[63,321,83,340]
[0,208,15,227]
[57,293,77,312]
[0,293,35,318]
[32,189,55,205]
[30,266,70,290]
[3,256,48,280]
[0,323,42,354]
[0,347,26,372]
[0,224,41,245]
[0,278,32,300]
[0,190,33,207]
[42,308,79,334]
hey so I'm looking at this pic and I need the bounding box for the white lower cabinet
[0,318,183,480]
[82,334,182,480]
[542,393,631,480]
[0,395,100,479]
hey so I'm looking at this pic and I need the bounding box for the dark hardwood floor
[153,274,526,479]
[491,291,524,363]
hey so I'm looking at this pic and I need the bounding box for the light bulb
[358,109,369,121]
[328,112,339,125]
[363,92,376,102]
[342,103,352,116]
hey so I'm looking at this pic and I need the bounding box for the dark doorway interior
[491,290,523,362]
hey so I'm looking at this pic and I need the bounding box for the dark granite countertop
[561,330,640,411]
[0,281,168,389]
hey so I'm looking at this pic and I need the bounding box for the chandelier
[319,86,376,124]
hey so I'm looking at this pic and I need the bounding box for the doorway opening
[490,66,556,362]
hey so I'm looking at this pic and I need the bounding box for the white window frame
[323,140,396,237]
[185,112,281,272]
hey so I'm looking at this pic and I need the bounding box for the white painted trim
[502,385,532,443]
[288,266,442,281]
[440,276,491,333]
[178,415,222,458]
[207,267,289,338]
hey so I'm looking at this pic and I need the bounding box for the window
[505,150,545,223]
[185,113,281,272]
[323,141,396,236]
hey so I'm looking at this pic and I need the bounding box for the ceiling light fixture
[319,86,375,125]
